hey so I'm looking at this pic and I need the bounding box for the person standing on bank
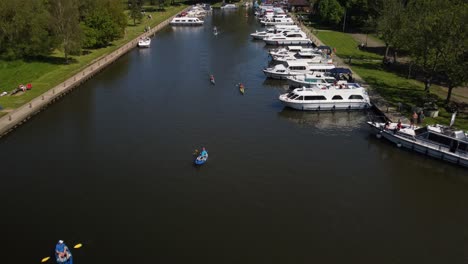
[411,112,418,128]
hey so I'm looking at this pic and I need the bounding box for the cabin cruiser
[170,17,204,26]
[263,61,335,79]
[367,122,468,167]
[221,4,237,9]
[264,31,312,45]
[260,16,295,26]
[269,46,308,57]
[250,27,301,40]
[272,51,331,63]
[279,85,371,111]
[286,72,342,88]
[137,37,151,48]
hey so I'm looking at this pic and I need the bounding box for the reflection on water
[277,107,368,131]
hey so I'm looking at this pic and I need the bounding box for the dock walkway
[0,9,187,138]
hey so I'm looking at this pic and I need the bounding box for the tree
[0,0,52,59]
[437,2,468,103]
[404,0,449,92]
[129,0,143,25]
[318,0,344,25]
[377,0,405,63]
[81,0,127,48]
[49,0,83,62]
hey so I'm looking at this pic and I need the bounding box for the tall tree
[129,0,143,25]
[437,1,468,103]
[377,0,405,63]
[81,0,127,48]
[318,0,344,25]
[404,0,449,92]
[49,0,82,62]
[0,0,52,59]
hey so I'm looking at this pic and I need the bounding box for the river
[0,8,467,264]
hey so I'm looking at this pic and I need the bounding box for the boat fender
[317,105,321,111]
[396,142,402,148]
[376,133,382,139]
[332,105,336,111]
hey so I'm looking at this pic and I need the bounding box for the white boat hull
[264,39,312,45]
[281,101,370,111]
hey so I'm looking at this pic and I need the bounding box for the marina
[0,5,467,264]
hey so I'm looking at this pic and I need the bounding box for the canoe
[195,151,208,165]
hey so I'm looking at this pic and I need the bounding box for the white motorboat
[263,60,335,79]
[286,72,341,87]
[367,122,468,167]
[170,17,204,26]
[269,45,306,57]
[137,37,151,48]
[272,52,330,63]
[221,4,237,9]
[264,31,312,45]
[279,85,371,111]
[260,17,295,26]
[250,27,301,40]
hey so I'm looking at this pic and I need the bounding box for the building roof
[288,0,309,7]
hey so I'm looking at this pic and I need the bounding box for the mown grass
[312,29,468,130]
[0,4,187,117]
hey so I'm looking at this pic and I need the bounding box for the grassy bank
[311,29,468,130]
[0,4,187,117]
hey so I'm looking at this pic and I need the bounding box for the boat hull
[281,101,370,111]
[264,39,312,45]
[367,122,468,168]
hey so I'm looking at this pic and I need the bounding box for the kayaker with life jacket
[55,240,73,264]
[201,147,208,157]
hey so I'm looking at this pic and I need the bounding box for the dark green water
[0,9,467,264]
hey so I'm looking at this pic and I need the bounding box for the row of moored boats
[251,4,467,167]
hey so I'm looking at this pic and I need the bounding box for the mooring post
[42,95,44,100]
[53,89,55,94]
[74,77,76,81]
[29,103,32,108]
[63,82,66,87]
[9,115,12,121]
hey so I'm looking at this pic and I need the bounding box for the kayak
[195,150,208,165]
[210,75,215,85]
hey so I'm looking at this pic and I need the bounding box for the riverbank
[0,5,187,118]
[292,14,467,130]
[0,5,188,137]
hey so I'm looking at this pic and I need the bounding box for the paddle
[41,243,83,263]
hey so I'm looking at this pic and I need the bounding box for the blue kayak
[195,150,208,165]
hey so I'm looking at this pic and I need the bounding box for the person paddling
[55,240,72,264]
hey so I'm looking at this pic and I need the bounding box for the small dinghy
[210,75,215,85]
[195,148,208,165]
[238,83,245,95]
[213,26,218,36]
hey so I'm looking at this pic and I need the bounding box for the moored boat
[279,85,371,111]
[263,61,335,79]
[264,31,311,45]
[367,122,468,167]
[137,37,151,48]
[170,17,204,26]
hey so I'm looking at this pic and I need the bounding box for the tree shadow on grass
[24,55,78,65]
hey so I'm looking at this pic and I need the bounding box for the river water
[1,9,467,264]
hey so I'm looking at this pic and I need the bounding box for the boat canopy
[329,68,352,75]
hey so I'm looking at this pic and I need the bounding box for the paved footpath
[292,15,409,123]
[0,8,188,138]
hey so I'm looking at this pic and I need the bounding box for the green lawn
[312,29,468,130]
[314,30,382,60]
[0,4,187,116]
